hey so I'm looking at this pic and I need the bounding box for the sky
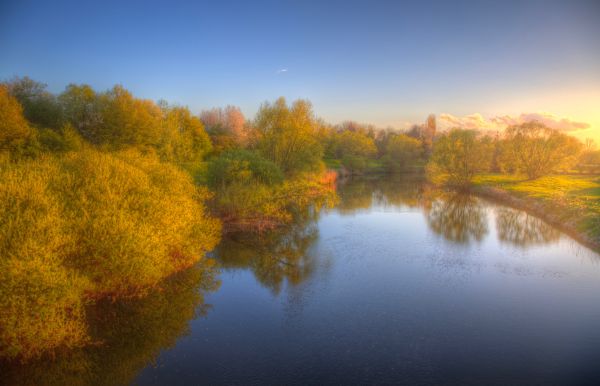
[1,0,599,141]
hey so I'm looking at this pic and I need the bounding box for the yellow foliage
[0,149,220,360]
[0,85,34,151]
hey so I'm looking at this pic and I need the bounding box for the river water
[5,176,600,385]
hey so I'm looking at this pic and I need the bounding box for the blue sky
[1,0,599,138]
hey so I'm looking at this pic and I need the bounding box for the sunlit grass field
[473,174,600,239]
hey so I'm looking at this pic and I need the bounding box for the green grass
[473,173,600,240]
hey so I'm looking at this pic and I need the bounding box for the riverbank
[471,174,600,251]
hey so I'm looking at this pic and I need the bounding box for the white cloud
[439,112,590,132]
[276,68,288,74]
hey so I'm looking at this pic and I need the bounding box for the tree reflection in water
[0,261,220,386]
[425,193,489,244]
[495,207,560,247]
[217,220,320,295]
[336,175,428,213]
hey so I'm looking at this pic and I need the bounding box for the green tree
[4,76,64,129]
[252,97,323,175]
[384,134,423,173]
[502,121,582,179]
[58,84,103,142]
[428,128,492,187]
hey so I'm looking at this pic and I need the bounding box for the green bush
[207,149,284,188]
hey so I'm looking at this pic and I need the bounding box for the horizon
[1,0,599,142]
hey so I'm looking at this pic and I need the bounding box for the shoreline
[471,185,600,252]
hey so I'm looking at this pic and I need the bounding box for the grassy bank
[472,174,600,249]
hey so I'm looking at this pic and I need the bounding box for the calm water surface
[6,176,600,385]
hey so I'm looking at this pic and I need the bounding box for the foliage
[159,105,212,163]
[576,150,600,174]
[0,85,36,155]
[207,149,284,188]
[502,121,582,179]
[58,84,103,142]
[428,129,493,187]
[200,105,247,153]
[37,124,84,153]
[252,97,323,175]
[4,77,64,129]
[0,149,220,360]
[95,85,163,148]
[209,164,337,233]
[383,134,423,173]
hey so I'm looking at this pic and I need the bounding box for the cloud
[439,112,590,132]
[276,68,288,74]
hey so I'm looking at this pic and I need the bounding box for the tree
[333,130,377,174]
[199,105,247,152]
[428,128,492,187]
[4,76,64,129]
[406,114,436,155]
[0,85,34,152]
[97,85,163,148]
[503,121,582,179]
[252,97,323,175]
[384,134,423,173]
[159,105,212,163]
[58,84,103,142]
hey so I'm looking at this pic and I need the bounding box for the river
[5,176,600,385]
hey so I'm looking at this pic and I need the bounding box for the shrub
[0,158,89,360]
[0,149,220,360]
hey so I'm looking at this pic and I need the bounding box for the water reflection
[1,262,220,386]
[425,193,488,244]
[495,207,560,247]
[337,175,427,213]
[217,221,320,294]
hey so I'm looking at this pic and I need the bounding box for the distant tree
[200,105,247,152]
[0,85,34,152]
[98,85,162,148]
[428,128,493,187]
[4,76,64,129]
[502,121,582,179]
[406,114,436,155]
[159,105,212,163]
[58,84,103,142]
[423,114,436,154]
[336,130,377,158]
[584,138,596,151]
[384,134,423,173]
[252,97,323,175]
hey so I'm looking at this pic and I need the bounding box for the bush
[0,149,220,360]
[207,149,284,188]
[0,158,89,360]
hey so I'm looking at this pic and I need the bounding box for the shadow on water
[0,261,220,386]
